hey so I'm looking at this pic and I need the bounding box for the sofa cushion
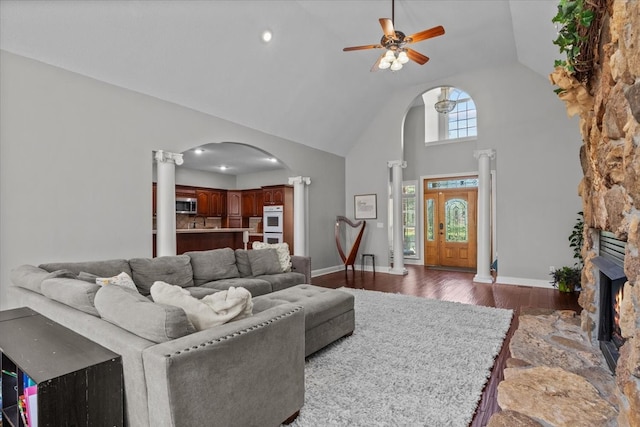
[39,259,132,278]
[252,242,292,272]
[129,255,194,295]
[203,278,272,297]
[234,249,252,277]
[10,265,64,294]
[247,249,281,276]
[254,272,307,292]
[151,281,253,330]
[185,248,239,286]
[94,284,195,343]
[41,278,101,316]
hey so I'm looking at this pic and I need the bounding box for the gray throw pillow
[94,285,195,343]
[129,255,194,295]
[77,271,99,283]
[10,264,52,293]
[185,248,240,286]
[234,249,252,277]
[247,249,282,276]
[41,278,100,316]
[39,259,132,278]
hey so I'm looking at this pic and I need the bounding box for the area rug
[289,288,513,427]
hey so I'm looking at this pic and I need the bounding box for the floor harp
[335,216,366,274]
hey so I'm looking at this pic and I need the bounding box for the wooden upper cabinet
[241,189,263,217]
[255,191,264,215]
[227,191,242,217]
[210,191,225,217]
[175,186,196,199]
[263,185,291,206]
[196,190,211,216]
[152,183,157,216]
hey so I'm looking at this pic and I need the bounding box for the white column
[154,150,183,257]
[288,176,311,256]
[473,149,495,283]
[387,160,408,275]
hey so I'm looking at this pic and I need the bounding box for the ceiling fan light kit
[343,0,444,72]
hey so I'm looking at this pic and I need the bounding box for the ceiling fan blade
[406,25,445,43]
[343,44,383,52]
[406,48,429,65]
[379,18,395,38]
[370,53,386,72]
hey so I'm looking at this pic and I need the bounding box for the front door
[424,179,478,269]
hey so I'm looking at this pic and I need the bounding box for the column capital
[387,160,407,168]
[154,150,184,165]
[473,149,496,160]
[288,176,311,185]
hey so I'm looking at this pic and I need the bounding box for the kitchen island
[153,228,263,256]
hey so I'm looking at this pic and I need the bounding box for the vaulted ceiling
[0,1,560,158]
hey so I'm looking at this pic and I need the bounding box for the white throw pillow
[96,272,138,292]
[252,241,291,272]
[150,281,253,330]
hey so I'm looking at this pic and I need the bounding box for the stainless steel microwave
[176,198,197,214]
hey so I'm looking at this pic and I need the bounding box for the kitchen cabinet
[175,186,196,199]
[196,190,211,216]
[195,189,225,217]
[210,190,226,217]
[263,185,291,206]
[152,183,157,216]
[242,189,263,217]
[227,191,242,217]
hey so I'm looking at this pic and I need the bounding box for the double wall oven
[263,205,284,244]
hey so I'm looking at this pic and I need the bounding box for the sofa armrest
[142,303,305,427]
[291,255,311,283]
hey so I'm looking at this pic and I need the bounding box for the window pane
[427,178,478,189]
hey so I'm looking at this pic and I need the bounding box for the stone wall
[577,0,640,425]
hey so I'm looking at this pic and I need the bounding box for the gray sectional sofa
[7,247,354,427]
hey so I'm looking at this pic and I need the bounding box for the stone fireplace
[489,3,639,425]
[575,0,640,424]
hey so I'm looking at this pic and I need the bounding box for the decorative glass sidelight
[426,199,435,241]
[445,198,468,242]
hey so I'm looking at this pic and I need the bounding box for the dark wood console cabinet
[0,307,123,427]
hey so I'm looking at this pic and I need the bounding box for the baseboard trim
[496,275,554,289]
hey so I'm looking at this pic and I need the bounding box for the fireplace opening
[593,231,627,373]
[597,270,626,372]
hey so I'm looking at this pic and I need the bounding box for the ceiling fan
[342,0,445,71]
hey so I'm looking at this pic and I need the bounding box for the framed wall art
[354,194,377,219]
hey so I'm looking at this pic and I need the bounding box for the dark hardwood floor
[311,264,582,427]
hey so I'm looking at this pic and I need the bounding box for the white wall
[0,51,345,309]
[346,62,583,285]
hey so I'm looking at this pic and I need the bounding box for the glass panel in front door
[444,198,468,242]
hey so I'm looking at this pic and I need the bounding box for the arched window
[422,86,477,145]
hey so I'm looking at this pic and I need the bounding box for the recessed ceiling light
[220,165,228,170]
[268,158,277,162]
[261,30,272,43]
[194,148,204,154]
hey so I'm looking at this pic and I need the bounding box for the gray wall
[345,62,583,286]
[0,51,345,309]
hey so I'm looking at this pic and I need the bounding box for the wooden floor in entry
[311,265,582,427]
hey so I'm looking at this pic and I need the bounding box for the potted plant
[550,266,582,292]
[550,212,584,293]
